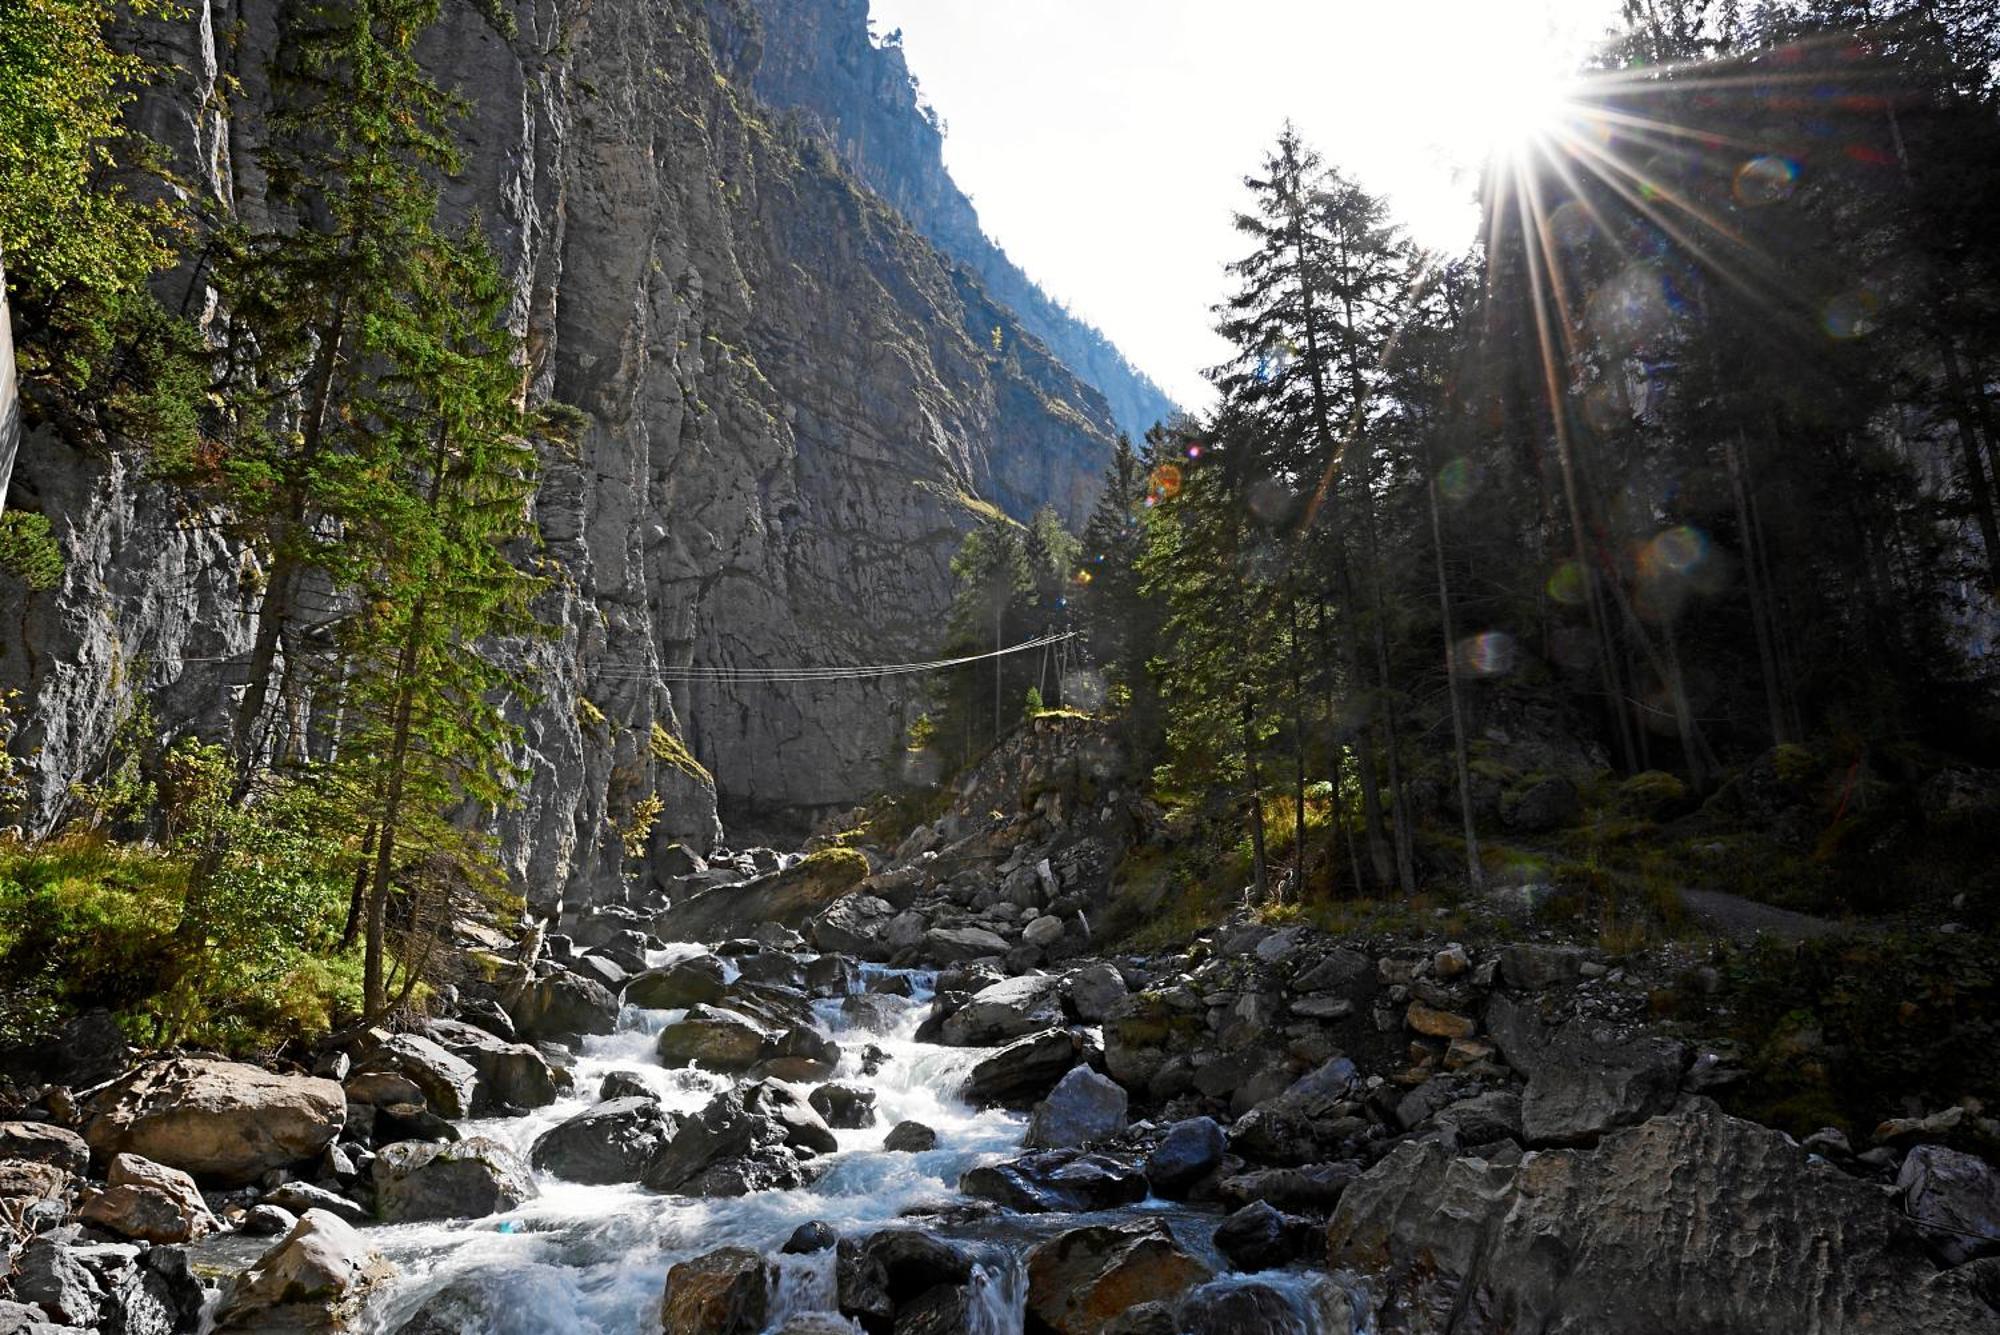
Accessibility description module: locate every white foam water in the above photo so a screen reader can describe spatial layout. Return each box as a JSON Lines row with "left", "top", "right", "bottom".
{"left": 354, "top": 963, "right": 1027, "bottom": 1334}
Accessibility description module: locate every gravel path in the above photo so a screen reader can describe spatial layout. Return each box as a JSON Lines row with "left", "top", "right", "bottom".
{"left": 1678, "top": 887, "right": 1844, "bottom": 940}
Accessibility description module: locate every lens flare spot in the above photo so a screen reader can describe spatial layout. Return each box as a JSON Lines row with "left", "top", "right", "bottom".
{"left": 1437, "top": 456, "right": 1485, "bottom": 504}
{"left": 1148, "top": 463, "right": 1183, "bottom": 504}
{"left": 1733, "top": 155, "right": 1799, "bottom": 206}
{"left": 1062, "top": 669, "right": 1108, "bottom": 712}
{"left": 1642, "top": 525, "right": 1709, "bottom": 578}
{"left": 1550, "top": 200, "right": 1593, "bottom": 249}
{"left": 1256, "top": 341, "right": 1296, "bottom": 383}
{"left": 1547, "top": 560, "right": 1589, "bottom": 606}
{"left": 1185, "top": 442, "right": 1203, "bottom": 460}
{"left": 1454, "top": 631, "right": 1518, "bottom": 679}
{"left": 1822, "top": 288, "right": 1879, "bottom": 339}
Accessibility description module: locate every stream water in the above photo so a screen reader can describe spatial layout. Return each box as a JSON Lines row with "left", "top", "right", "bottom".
{"left": 331, "top": 947, "right": 1364, "bottom": 1334}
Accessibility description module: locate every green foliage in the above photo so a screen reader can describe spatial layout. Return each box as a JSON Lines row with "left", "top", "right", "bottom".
{"left": 1699, "top": 928, "right": 2000, "bottom": 1152}
{"left": 650, "top": 721, "right": 713, "bottom": 784}
{"left": 0, "top": 0, "right": 179, "bottom": 304}
{"left": 0, "top": 512, "right": 63, "bottom": 590}
{"left": 1023, "top": 686, "right": 1044, "bottom": 719}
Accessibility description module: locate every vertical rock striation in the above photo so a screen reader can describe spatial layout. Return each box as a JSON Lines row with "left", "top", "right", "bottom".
{"left": 0, "top": 0, "right": 1127, "bottom": 909}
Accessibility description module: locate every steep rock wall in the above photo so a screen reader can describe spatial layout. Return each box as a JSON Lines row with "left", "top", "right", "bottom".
{"left": 732, "top": 0, "right": 1181, "bottom": 442}
{"left": 0, "top": 0, "right": 1122, "bottom": 908}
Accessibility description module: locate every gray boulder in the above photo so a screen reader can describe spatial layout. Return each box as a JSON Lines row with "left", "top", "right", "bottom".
{"left": 83, "top": 1058, "right": 345, "bottom": 1186}
{"left": 961, "top": 1149, "right": 1147, "bottom": 1213}
{"left": 214, "top": 1209, "right": 389, "bottom": 1332}
{"left": 1024, "top": 1067, "right": 1128, "bottom": 1150}
{"left": 423, "top": 1019, "right": 559, "bottom": 1111}
{"left": 883, "top": 1121, "right": 936, "bottom": 1153}
{"left": 351, "top": 1035, "right": 481, "bottom": 1120}
{"left": 1063, "top": 962, "right": 1128, "bottom": 1023}
{"left": 920, "top": 927, "right": 1009, "bottom": 964}
{"left": 624, "top": 953, "right": 729, "bottom": 1010}
{"left": 962, "top": 1028, "right": 1083, "bottom": 1108}
{"left": 1899, "top": 1144, "right": 2000, "bottom": 1266}
{"left": 1143, "top": 1117, "right": 1226, "bottom": 1198}
{"left": 940, "top": 974, "right": 1065, "bottom": 1046}
{"left": 508, "top": 971, "right": 619, "bottom": 1042}
{"left": 808, "top": 1083, "right": 877, "bottom": 1130}
{"left": 1327, "top": 1099, "right": 1999, "bottom": 1332}
{"left": 531, "top": 1098, "right": 682, "bottom": 1185}
{"left": 1486, "top": 994, "right": 1684, "bottom": 1145}
{"left": 372, "top": 1137, "right": 536, "bottom": 1222}
{"left": 656, "top": 1006, "right": 770, "bottom": 1072}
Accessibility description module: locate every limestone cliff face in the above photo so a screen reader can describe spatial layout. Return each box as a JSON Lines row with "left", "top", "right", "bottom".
{"left": 0, "top": 0, "right": 1124, "bottom": 908}
{"left": 732, "top": 0, "right": 1181, "bottom": 443}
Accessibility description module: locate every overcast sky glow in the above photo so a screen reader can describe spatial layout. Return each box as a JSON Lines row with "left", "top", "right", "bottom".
{"left": 866, "top": 0, "right": 1627, "bottom": 409}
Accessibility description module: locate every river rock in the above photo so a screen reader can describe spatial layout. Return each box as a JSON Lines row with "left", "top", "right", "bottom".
{"left": 83, "top": 1058, "right": 345, "bottom": 1186}
{"left": 1063, "top": 962, "right": 1128, "bottom": 1023}
{"left": 1213, "top": 1200, "right": 1320, "bottom": 1271}
{"left": 11, "top": 1238, "right": 101, "bottom": 1327}
{"left": 598, "top": 1071, "right": 657, "bottom": 1102}
{"left": 351, "top": 1035, "right": 481, "bottom": 1120}
{"left": 508, "top": 970, "right": 620, "bottom": 1042}
{"left": 243, "top": 1203, "right": 297, "bottom": 1236}
{"left": 1025, "top": 1220, "right": 1214, "bottom": 1335}
{"left": 624, "top": 953, "right": 730, "bottom": 1009}
{"left": 421, "top": 1019, "right": 559, "bottom": 1111}
{"left": 372, "top": 1137, "right": 536, "bottom": 1222}
{"left": 78, "top": 1153, "right": 218, "bottom": 1243}
{"left": 962, "top": 1028, "right": 1083, "bottom": 1107}
{"left": 1899, "top": 1144, "right": 2000, "bottom": 1265}
{"left": 531, "top": 1098, "right": 683, "bottom": 1185}
{"left": 1327, "top": 1098, "right": 1999, "bottom": 1331}
{"left": 920, "top": 926, "right": 1009, "bottom": 965}
{"left": 1021, "top": 914, "right": 1066, "bottom": 949}
{"left": 743, "top": 1081, "right": 839, "bottom": 1156}
{"left": 262, "top": 1180, "right": 373, "bottom": 1226}
{"left": 0, "top": 1124, "right": 88, "bottom": 1175}
{"left": 784, "top": 1221, "right": 838, "bottom": 1254}
{"left": 1025, "top": 1067, "right": 1128, "bottom": 1150}
{"left": 752, "top": 1026, "right": 840, "bottom": 1082}
{"left": 656, "top": 853, "right": 868, "bottom": 942}
{"left": 1497, "top": 943, "right": 1588, "bottom": 991}
{"left": 883, "top": 1121, "right": 936, "bottom": 1153}
{"left": 809, "top": 1083, "right": 878, "bottom": 1129}
{"left": 1217, "top": 1162, "right": 1361, "bottom": 1214}
{"left": 1176, "top": 1275, "right": 1359, "bottom": 1335}
{"left": 1435, "top": 1089, "right": 1524, "bottom": 1145}
{"left": 660, "top": 1247, "right": 770, "bottom": 1335}
{"left": 961, "top": 1148, "right": 1148, "bottom": 1213}
{"left": 941, "top": 974, "right": 1066, "bottom": 1046}
{"left": 213, "top": 1209, "right": 389, "bottom": 1333}
{"left": 1143, "top": 1117, "right": 1226, "bottom": 1199}
{"left": 1485, "top": 995, "right": 1686, "bottom": 1145}
{"left": 809, "top": 894, "right": 896, "bottom": 959}
{"left": 642, "top": 1089, "right": 813, "bottom": 1197}
{"left": 657, "top": 1005, "right": 770, "bottom": 1072}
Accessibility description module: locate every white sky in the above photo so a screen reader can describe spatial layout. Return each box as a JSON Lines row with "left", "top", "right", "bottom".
{"left": 866, "top": 0, "right": 1627, "bottom": 408}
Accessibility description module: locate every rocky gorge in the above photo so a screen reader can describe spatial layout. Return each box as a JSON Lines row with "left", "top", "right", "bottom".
{"left": 2, "top": 717, "right": 1996, "bottom": 1333}
{"left": 0, "top": 0, "right": 1145, "bottom": 914}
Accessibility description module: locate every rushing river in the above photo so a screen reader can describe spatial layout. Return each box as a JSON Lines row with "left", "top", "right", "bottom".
{"left": 317, "top": 945, "right": 1367, "bottom": 1334}
{"left": 352, "top": 952, "right": 1027, "bottom": 1333}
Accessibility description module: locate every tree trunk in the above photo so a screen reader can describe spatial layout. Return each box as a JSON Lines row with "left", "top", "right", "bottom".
{"left": 364, "top": 599, "right": 425, "bottom": 1019}
{"left": 1242, "top": 695, "right": 1268, "bottom": 904}
{"left": 1289, "top": 592, "right": 1306, "bottom": 900}
{"left": 1725, "top": 434, "right": 1790, "bottom": 746}
{"left": 1425, "top": 454, "right": 1483, "bottom": 888}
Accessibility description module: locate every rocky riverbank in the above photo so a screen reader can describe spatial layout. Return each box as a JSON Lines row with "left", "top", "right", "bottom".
{"left": 2, "top": 718, "right": 1997, "bottom": 1332}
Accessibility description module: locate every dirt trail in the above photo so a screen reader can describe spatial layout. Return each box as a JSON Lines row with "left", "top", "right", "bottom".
{"left": 1677, "top": 887, "right": 1844, "bottom": 940}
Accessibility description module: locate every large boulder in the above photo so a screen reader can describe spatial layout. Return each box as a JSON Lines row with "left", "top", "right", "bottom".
{"left": 940, "top": 975, "right": 1065, "bottom": 1046}
{"left": 78, "top": 1153, "right": 218, "bottom": 1243}
{"left": 659, "top": 1247, "right": 770, "bottom": 1335}
{"left": 641, "top": 1089, "right": 814, "bottom": 1197}
{"left": 1485, "top": 995, "right": 1684, "bottom": 1145}
{"left": 1212, "top": 1200, "right": 1320, "bottom": 1271}
{"left": 808, "top": 894, "right": 896, "bottom": 959}
{"left": 213, "top": 1209, "right": 390, "bottom": 1333}
{"left": 920, "top": 926, "right": 1010, "bottom": 965}
{"left": 1143, "top": 1117, "right": 1226, "bottom": 1199}
{"left": 656, "top": 1006, "right": 771, "bottom": 1073}
{"left": 83, "top": 1058, "right": 345, "bottom": 1186}
{"left": 962, "top": 1028, "right": 1084, "bottom": 1107}
{"left": 1899, "top": 1144, "right": 2000, "bottom": 1266}
{"left": 742, "top": 1081, "right": 839, "bottom": 1157}
{"left": 655, "top": 851, "right": 868, "bottom": 942}
{"left": 1063, "top": 962, "right": 1128, "bottom": 1023}
{"left": 961, "top": 1149, "right": 1148, "bottom": 1213}
{"left": 372, "top": 1137, "right": 536, "bottom": 1222}
{"left": 1326, "top": 1099, "right": 1999, "bottom": 1332}
{"left": 1025, "top": 1220, "right": 1213, "bottom": 1335}
{"left": 422, "top": 1020, "right": 559, "bottom": 1111}
{"left": 623, "top": 953, "right": 730, "bottom": 1009}
{"left": 808, "top": 1083, "right": 877, "bottom": 1130}
{"left": 834, "top": 1229, "right": 975, "bottom": 1331}
{"left": 508, "top": 969, "right": 620, "bottom": 1042}
{"left": 1025, "top": 1067, "right": 1128, "bottom": 1150}
{"left": 530, "top": 1098, "right": 683, "bottom": 1185}
{"left": 351, "top": 1035, "right": 480, "bottom": 1120}
{"left": 0, "top": 1123, "right": 88, "bottom": 1175}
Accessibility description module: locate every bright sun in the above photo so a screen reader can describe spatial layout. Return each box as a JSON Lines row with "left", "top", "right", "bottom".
{"left": 1421, "top": 8, "right": 1593, "bottom": 171}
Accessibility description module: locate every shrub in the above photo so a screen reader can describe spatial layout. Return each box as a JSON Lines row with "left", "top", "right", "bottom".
{"left": 0, "top": 512, "right": 64, "bottom": 591}
{"left": 650, "top": 721, "right": 713, "bottom": 784}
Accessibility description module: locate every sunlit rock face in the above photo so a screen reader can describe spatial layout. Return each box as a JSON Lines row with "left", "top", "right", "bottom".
{"left": 0, "top": 0, "right": 1120, "bottom": 906}
{"left": 733, "top": 0, "right": 1180, "bottom": 446}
